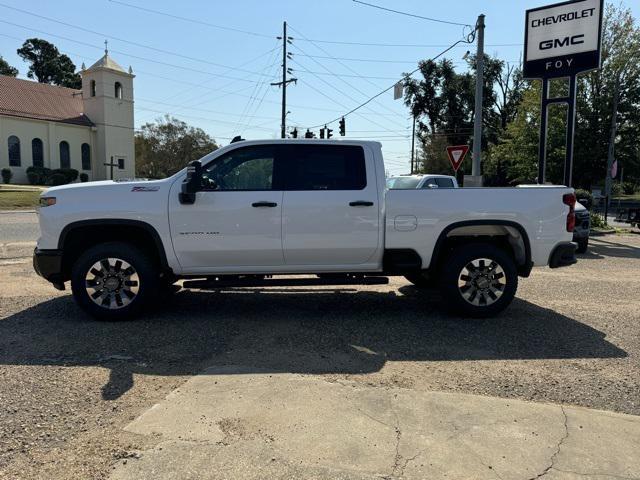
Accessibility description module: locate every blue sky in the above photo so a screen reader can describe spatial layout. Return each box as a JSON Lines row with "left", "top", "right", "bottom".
{"left": 1, "top": 0, "right": 638, "bottom": 174}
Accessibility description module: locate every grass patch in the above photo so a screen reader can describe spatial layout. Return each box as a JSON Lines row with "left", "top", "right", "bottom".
{"left": 0, "top": 189, "right": 40, "bottom": 210}
{"left": 613, "top": 193, "right": 640, "bottom": 201}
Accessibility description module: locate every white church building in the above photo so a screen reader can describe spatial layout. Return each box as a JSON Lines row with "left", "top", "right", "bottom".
{"left": 0, "top": 50, "right": 135, "bottom": 183}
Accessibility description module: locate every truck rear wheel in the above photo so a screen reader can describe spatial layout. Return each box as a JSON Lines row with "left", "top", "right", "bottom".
{"left": 71, "top": 242, "right": 159, "bottom": 320}
{"left": 440, "top": 243, "right": 517, "bottom": 318}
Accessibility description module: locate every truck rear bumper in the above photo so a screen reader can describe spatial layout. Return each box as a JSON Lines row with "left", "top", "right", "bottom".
{"left": 33, "top": 248, "right": 65, "bottom": 290}
{"left": 548, "top": 242, "right": 577, "bottom": 268}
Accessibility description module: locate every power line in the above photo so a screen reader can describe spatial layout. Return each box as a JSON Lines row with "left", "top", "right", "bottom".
{"left": 107, "top": 0, "right": 518, "bottom": 49}
{"left": 107, "top": 0, "right": 274, "bottom": 39}
{"left": 291, "top": 68, "right": 399, "bottom": 81}
{"left": 306, "top": 33, "right": 476, "bottom": 129}
{"left": 0, "top": 3, "right": 278, "bottom": 78}
{"left": 352, "top": 0, "right": 472, "bottom": 27}
{"left": 0, "top": 19, "right": 279, "bottom": 85}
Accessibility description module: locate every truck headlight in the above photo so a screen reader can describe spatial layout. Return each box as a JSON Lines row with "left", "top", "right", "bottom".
{"left": 39, "top": 197, "right": 56, "bottom": 207}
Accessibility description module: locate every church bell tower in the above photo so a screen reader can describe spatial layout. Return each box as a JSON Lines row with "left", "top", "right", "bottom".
{"left": 81, "top": 43, "right": 135, "bottom": 180}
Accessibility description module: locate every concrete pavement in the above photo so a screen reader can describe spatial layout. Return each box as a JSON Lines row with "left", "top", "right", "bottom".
{"left": 110, "top": 367, "right": 640, "bottom": 480}
{"left": 0, "top": 210, "right": 39, "bottom": 244}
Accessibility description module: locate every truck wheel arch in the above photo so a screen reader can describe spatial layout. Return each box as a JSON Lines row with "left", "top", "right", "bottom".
{"left": 431, "top": 220, "right": 532, "bottom": 277}
{"left": 58, "top": 219, "right": 171, "bottom": 279}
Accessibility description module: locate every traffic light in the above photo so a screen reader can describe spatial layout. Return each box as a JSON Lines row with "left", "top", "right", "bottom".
{"left": 339, "top": 117, "right": 345, "bottom": 136}
{"left": 319, "top": 127, "right": 325, "bottom": 139}
{"left": 326, "top": 125, "right": 333, "bottom": 139}
{"left": 304, "top": 129, "right": 314, "bottom": 138}
{"left": 291, "top": 128, "right": 298, "bottom": 138}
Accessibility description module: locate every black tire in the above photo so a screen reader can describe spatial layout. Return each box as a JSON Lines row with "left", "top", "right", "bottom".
{"left": 576, "top": 238, "right": 588, "bottom": 254}
{"left": 439, "top": 243, "right": 518, "bottom": 318}
{"left": 404, "top": 273, "right": 435, "bottom": 289}
{"left": 71, "top": 242, "right": 160, "bottom": 320}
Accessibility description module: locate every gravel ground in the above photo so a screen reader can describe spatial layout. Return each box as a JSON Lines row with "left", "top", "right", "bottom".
{"left": 0, "top": 234, "right": 639, "bottom": 479}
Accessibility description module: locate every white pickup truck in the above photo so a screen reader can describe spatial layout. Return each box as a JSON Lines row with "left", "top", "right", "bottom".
{"left": 33, "top": 139, "right": 577, "bottom": 320}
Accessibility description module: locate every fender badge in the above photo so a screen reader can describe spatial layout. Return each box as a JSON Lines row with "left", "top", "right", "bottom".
{"left": 131, "top": 186, "right": 160, "bottom": 192}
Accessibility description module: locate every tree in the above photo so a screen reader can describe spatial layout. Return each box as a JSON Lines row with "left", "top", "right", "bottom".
{"left": 17, "top": 38, "right": 81, "bottom": 88}
{"left": 404, "top": 55, "right": 524, "bottom": 178}
{"left": 485, "top": 81, "right": 569, "bottom": 185}
{"left": 0, "top": 56, "right": 18, "bottom": 77}
{"left": 491, "top": 4, "right": 640, "bottom": 189}
{"left": 135, "top": 116, "right": 218, "bottom": 178}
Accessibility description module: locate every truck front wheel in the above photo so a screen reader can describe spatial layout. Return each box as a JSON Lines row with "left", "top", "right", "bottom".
{"left": 70, "top": 242, "right": 159, "bottom": 320}
{"left": 440, "top": 243, "right": 518, "bottom": 318}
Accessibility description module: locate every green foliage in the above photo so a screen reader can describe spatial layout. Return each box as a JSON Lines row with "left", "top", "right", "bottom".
{"left": 404, "top": 55, "right": 524, "bottom": 182}
{"left": 79, "top": 173, "right": 89, "bottom": 182}
{"left": 574, "top": 189, "right": 593, "bottom": 209}
{"left": 25, "top": 166, "right": 51, "bottom": 185}
{"left": 46, "top": 173, "right": 68, "bottom": 186}
{"left": 621, "top": 182, "right": 638, "bottom": 195}
{"left": 43, "top": 169, "right": 78, "bottom": 186}
{"left": 0, "top": 56, "right": 18, "bottom": 76}
{"left": 1, "top": 168, "right": 12, "bottom": 184}
{"left": 135, "top": 115, "right": 218, "bottom": 178}
{"left": 16, "top": 38, "right": 81, "bottom": 88}
{"left": 590, "top": 212, "right": 606, "bottom": 228}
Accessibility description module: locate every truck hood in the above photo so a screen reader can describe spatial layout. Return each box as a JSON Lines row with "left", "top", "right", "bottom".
{"left": 43, "top": 178, "right": 170, "bottom": 196}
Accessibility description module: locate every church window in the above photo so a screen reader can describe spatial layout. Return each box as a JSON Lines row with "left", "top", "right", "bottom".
{"left": 81, "top": 143, "right": 91, "bottom": 170}
{"left": 115, "top": 82, "right": 123, "bottom": 99}
{"left": 90, "top": 80, "right": 96, "bottom": 97}
{"left": 8, "top": 136, "right": 20, "bottom": 166}
{"left": 32, "top": 138, "right": 44, "bottom": 167}
{"left": 59, "top": 141, "right": 70, "bottom": 169}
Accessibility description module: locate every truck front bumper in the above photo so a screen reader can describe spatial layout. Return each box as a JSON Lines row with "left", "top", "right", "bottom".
{"left": 33, "top": 248, "right": 65, "bottom": 290}
{"left": 548, "top": 242, "right": 577, "bottom": 268}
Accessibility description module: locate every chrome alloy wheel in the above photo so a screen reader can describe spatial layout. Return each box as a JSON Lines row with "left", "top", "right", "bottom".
{"left": 457, "top": 257, "right": 506, "bottom": 306}
{"left": 85, "top": 258, "right": 140, "bottom": 309}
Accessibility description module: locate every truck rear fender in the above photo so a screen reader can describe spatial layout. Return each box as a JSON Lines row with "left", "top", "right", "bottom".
{"left": 431, "top": 220, "right": 532, "bottom": 277}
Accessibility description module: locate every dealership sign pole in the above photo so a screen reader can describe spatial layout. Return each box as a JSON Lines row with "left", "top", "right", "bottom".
{"left": 524, "top": 0, "right": 603, "bottom": 186}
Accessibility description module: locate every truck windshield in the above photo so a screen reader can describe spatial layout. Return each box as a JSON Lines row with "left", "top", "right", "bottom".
{"left": 388, "top": 177, "right": 421, "bottom": 189}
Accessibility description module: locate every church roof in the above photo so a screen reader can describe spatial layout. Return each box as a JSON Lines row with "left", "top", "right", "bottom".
{"left": 0, "top": 75, "right": 93, "bottom": 127}
{"left": 86, "top": 53, "right": 126, "bottom": 73}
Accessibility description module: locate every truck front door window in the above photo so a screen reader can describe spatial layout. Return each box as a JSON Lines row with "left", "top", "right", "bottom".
{"left": 203, "top": 146, "right": 275, "bottom": 191}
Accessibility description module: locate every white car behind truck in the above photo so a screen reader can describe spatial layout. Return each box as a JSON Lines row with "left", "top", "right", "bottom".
{"left": 33, "top": 140, "right": 578, "bottom": 320}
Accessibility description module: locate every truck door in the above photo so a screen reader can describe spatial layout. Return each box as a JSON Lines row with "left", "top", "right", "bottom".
{"left": 169, "top": 145, "right": 284, "bottom": 270}
{"left": 280, "top": 144, "right": 380, "bottom": 266}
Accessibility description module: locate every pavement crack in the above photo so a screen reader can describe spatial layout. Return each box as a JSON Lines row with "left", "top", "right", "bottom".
{"left": 527, "top": 405, "right": 569, "bottom": 480}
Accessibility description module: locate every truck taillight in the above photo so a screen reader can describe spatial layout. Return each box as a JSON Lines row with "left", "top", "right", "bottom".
{"left": 563, "top": 193, "right": 576, "bottom": 232}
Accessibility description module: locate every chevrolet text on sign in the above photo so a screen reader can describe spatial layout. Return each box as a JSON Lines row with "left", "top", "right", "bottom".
{"left": 524, "top": 0, "right": 603, "bottom": 79}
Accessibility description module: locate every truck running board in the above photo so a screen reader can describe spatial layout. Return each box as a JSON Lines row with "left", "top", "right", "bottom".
{"left": 183, "top": 275, "right": 389, "bottom": 290}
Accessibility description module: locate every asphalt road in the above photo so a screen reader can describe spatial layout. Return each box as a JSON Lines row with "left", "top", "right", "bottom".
{"left": 0, "top": 211, "right": 39, "bottom": 244}
{"left": 1, "top": 234, "right": 639, "bottom": 479}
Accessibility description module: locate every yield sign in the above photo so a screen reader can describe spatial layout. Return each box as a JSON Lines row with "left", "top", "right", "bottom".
{"left": 445, "top": 145, "right": 469, "bottom": 172}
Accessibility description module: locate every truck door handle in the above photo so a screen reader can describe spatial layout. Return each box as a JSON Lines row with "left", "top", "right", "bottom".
{"left": 349, "top": 201, "right": 374, "bottom": 207}
{"left": 252, "top": 201, "right": 278, "bottom": 208}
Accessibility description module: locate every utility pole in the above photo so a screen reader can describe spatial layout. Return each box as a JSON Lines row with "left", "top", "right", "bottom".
{"left": 271, "top": 21, "right": 297, "bottom": 138}
{"left": 410, "top": 115, "right": 416, "bottom": 174}
{"left": 471, "top": 14, "right": 485, "bottom": 185}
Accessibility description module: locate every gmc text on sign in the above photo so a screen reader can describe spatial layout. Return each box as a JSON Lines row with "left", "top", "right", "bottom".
{"left": 524, "top": 0, "right": 602, "bottom": 79}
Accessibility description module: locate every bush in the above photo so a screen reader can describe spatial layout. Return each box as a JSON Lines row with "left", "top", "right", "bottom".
{"left": 1, "top": 168, "right": 12, "bottom": 184}
{"left": 79, "top": 172, "right": 89, "bottom": 182}
{"left": 49, "top": 168, "right": 78, "bottom": 183}
{"left": 574, "top": 188, "right": 593, "bottom": 209}
{"left": 622, "top": 182, "right": 638, "bottom": 195}
{"left": 590, "top": 212, "right": 606, "bottom": 228}
{"left": 25, "top": 166, "right": 51, "bottom": 185}
{"left": 611, "top": 182, "right": 622, "bottom": 196}
{"left": 46, "top": 173, "right": 69, "bottom": 186}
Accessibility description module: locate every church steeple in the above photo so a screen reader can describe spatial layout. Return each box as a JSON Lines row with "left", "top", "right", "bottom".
{"left": 80, "top": 50, "right": 135, "bottom": 180}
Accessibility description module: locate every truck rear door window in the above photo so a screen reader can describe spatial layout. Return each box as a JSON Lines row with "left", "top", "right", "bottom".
{"left": 281, "top": 144, "right": 366, "bottom": 191}
{"left": 435, "top": 178, "right": 454, "bottom": 188}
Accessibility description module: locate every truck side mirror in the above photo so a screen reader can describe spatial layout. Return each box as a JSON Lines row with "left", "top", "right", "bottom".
{"left": 179, "top": 160, "right": 203, "bottom": 205}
